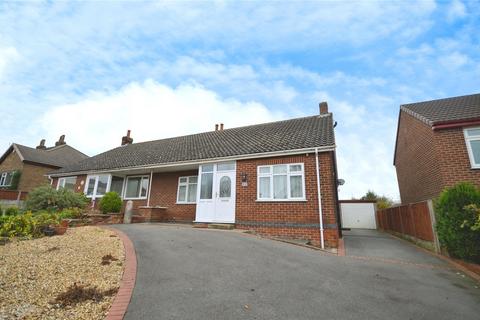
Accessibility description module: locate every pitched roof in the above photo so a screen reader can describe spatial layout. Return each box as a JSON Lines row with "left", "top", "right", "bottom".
{"left": 52, "top": 114, "right": 335, "bottom": 175}
{"left": 400, "top": 93, "right": 480, "bottom": 126}
{"left": 0, "top": 143, "right": 88, "bottom": 168}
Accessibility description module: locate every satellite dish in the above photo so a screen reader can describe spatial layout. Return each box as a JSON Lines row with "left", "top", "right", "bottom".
{"left": 337, "top": 179, "right": 345, "bottom": 186}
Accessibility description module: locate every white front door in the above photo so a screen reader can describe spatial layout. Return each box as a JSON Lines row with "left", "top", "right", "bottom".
{"left": 213, "top": 170, "right": 236, "bottom": 222}
{"left": 195, "top": 162, "right": 236, "bottom": 223}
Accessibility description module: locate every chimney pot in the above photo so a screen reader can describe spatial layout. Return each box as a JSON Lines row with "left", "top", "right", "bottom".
{"left": 121, "top": 130, "right": 133, "bottom": 146}
{"left": 55, "top": 135, "right": 66, "bottom": 146}
{"left": 220, "top": 123, "right": 224, "bottom": 130}
{"left": 36, "top": 139, "right": 46, "bottom": 150}
{"left": 319, "top": 101, "right": 328, "bottom": 114}
{"left": 215, "top": 124, "right": 219, "bottom": 131}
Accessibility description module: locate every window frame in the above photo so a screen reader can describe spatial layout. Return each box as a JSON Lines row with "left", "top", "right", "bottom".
{"left": 176, "top": 175, "right": 198, "bottom": 204}
{"left": 124, "top": 175, "right": 150, "bottom": 200}
{"left": 464, "top": 127, "right": 480, "bottom": 169}
{"left": 256, "top": 163, "right": 306, "bottom": 201}
{"left": 84, "top": 174, "right": 112, "bottom": 199}
{"left": 0, "top": 171, "right": 14, "bottom": 187}
{"left": 57, "top": 176, "right": 77, "bottom": 191}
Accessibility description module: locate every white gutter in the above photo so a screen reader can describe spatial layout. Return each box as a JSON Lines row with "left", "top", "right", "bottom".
{"left": 315, "top": 148, "right": 325, "bottom": 249}
{"left": 50, "top": 145, "right": 336, "bottom": 177}
{"left": 146, "top": 170, "right": 153, "bottom": 207}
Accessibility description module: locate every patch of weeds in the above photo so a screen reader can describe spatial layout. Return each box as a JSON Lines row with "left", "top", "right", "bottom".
{"left": 51, "top": 283, "right": 118, "bottom": 307}
{"left": 101, "top": 254, "right": 118, "bottom": 265}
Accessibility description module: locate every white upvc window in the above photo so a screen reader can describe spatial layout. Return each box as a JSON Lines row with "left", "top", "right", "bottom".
{"left": 0, "top": 172, "right": 13, "bottom": 187}
{"left": 177, "top": 176, "right": 198, "bottom": 204}
{"left": 57, "top": 176, "right": 77, "bottom": 191}
{"left": 124, "top": 175, "right": 150, "bottom": 200}
{"left": 84, "top": 174, "right": 111, "bottom": 198}
{"left": 464, "top": 127, "right": 480, "bottom": 169}
{"left": 257, "top": 163, "right": 306, "bottom": 201}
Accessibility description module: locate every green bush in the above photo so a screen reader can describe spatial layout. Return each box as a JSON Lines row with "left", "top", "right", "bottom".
{"left": 26, "top": 185, "right": 89, "bottom": 212}
{"left": 0, "top": 211, "right": 61, "bottom": 238}
{"left": 99, "top": 192, "right": 122, "bottom": 214}
{"left": 58, "top": 207, "right": 84, "bottom": 220}
{"left": 434, "top": 182, "right": 480, "bottom": 262}
{"left": 4, "top": 206, "right": 20, "bottom": 216}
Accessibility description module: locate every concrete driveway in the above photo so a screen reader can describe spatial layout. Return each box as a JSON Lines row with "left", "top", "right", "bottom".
{"left": 114, "top": 224, "right": 480, "bottom": 320}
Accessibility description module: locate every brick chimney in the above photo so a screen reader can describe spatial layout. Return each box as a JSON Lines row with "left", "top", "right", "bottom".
{"left": 319, "top": 101, "right": 329, "bottom": 114}
{"left": 36, "top": 139, "right": 46, "bottom": 150}
{"left": 220, "top": 123, "right": 224, "bottom": 130}
{"left": 55, "top": 135, "right": 66, "bottom": 146}
{"left": 215, "top": 124, "right": 219, "bottom": 131}
{"left": 121, "top": 130, "right": 133, "bottom": 146}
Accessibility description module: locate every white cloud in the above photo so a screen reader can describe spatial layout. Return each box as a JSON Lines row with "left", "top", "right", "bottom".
{"left": 40, "top": 80, "right": 284, "bottom": 155}
{"left": 447, "top": 0, "right": 467, "bottom": 22}
{"left": 0, "top": 46, "right": 20, "bottom": 79}
{"left": 438, "top": 51, "right": 470, "bottom": 70}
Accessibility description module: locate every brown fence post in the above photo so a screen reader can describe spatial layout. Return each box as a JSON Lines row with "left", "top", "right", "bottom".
{"left": 427, "top": 199, "right": 441, "bottom": 253}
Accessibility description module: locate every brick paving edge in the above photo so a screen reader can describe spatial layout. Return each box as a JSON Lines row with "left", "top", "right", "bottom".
{"left": 103, "top": 227, "right": 137, "bottom": 320}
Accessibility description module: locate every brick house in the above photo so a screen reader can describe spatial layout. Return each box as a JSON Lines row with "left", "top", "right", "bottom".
{"left": 394, "top": 93, "right": 480, "bottom": 204}
{"left": 49, "top": 103, "right": 341, "bottom": 248}
{"left": 0, "top": 135, "right": 88, "bottom": 193}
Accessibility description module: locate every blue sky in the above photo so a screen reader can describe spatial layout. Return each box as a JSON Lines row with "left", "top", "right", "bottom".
{"left": 1, "top": 1, "right": 479, "bottom": 200}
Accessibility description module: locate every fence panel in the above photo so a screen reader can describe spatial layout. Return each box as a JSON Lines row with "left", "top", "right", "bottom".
{"left": 376, "top": 200, "right": 434, "bottom": 242}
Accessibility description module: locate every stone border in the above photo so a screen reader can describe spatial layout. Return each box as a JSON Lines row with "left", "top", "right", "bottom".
{"left": 104, "top": 227, "right": 137, "bottom": 320}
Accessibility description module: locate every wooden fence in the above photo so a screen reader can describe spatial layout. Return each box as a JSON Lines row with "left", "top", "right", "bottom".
{"left": 376, "top": 200, "right": 436, "bottom": 243}
{"left": 0, "top": 189, "right": 28, "bottom": 201}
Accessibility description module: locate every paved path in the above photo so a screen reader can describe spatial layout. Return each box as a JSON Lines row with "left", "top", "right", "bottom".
{"left": 114, "top": 224, "right": 480, "bottom": 320}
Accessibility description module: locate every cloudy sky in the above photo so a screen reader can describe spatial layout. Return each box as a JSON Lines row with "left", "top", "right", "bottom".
{"left": 1, "top": 1, "right": 479, "bottom": 200}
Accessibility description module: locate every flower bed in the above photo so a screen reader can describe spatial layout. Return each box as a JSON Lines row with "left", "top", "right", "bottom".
{"left": 0, "top": 226, "right": 124, "bottom": 319}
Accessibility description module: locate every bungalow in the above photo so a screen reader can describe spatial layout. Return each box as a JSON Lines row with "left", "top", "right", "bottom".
{"left": 49, "top": 103, "right": 341, "bottom": 248}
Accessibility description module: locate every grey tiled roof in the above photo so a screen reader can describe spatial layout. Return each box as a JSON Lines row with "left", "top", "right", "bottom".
{"left": 401, "top": 93, "right": 480, "bottom": 126}
{"left": 52, "top": 114, "right": 335, "bottom": 175}
{"left": 13, "top": 144, "right": 88, "bottom": 168}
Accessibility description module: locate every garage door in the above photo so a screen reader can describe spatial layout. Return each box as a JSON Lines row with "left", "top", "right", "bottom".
{"left": 340, "top": 202, "right": 377, "bottom": 229}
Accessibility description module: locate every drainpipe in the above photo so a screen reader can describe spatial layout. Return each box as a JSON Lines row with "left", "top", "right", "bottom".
{"left": 315, "top": 148, "right": 325, "bottom": 249}
{"left": 147, "top": 170, "right": 153, "bottom": 207}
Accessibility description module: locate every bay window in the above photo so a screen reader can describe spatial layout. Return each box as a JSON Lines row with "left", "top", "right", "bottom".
{"left": 57, "top": 176, "right": 77, "bottom": 191}
{"left": 465, "top": 127, "right": 480, "bottom": 168}
{"left": 125, "top": 175, "right": 149, "bottom": 199}
{"left": 177, "top": 176, "right": 198, "bottom": 203}
{"left": 257, "top": 163, "right": 305, "bottom": 201}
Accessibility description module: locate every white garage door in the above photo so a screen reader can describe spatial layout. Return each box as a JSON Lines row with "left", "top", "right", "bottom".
{"left": 340, "top": 202, "right": 377, "bottom": 229}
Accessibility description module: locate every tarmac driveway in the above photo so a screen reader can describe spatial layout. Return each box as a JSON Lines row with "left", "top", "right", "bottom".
{"left": 114, "top": 224, "right": 480, "bottom": 320}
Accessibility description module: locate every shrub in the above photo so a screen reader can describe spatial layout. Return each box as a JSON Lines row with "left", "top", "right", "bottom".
{"left": 0, "top": 211, "right": 61, "bottom": 238}
{"left": 99, "top": 192, "right": 122, "bottom": 214}
{"left": 26, "top": 185, "right": 89, "bottom": 212}
{"left": 58, "top": 207, "right": 84, "bottom": 220}
{"left": 4, "top": 206, "right": 20, "bottom": 216}
{"left": 434, "top": 182, "right": 480, "bottom": 262}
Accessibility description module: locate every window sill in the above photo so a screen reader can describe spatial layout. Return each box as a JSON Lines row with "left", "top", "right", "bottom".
{"left": 123, "top": 197, "right": 148, "bottom": 201}
{"left": 176, "top": 202, "right": 197, "bottom": 205}
{"left": 256, "top": 199, "right": 307, "bottom": 203}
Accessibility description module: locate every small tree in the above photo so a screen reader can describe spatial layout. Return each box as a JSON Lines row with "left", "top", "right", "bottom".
{"left": 434, "top": 182, "right": 480, "bottom": 262}
{"left": 360, "top": 190, "right": 394, "bottom": 209}
{"left": 99, "top": 192, "right": 122, "bottom": 214}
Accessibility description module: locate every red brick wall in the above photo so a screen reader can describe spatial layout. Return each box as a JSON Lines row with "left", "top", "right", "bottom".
{"left": 396, "top": 111, "right": 480, "bottom": 203}
{"left": 148, "top": 170, "right": 197, "bottom": 222}
{"left": 395, "top": 111, "right": 444, "bottom": 203}
{"left": 235, "top": 152, "right": 339, "bottom": 248}
{"left": 434, "top": 128, "right": 480, "bottom": 189}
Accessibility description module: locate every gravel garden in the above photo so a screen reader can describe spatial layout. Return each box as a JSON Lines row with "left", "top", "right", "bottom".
{"left": 0, "top": 185, "right": 126, "bottom": 319}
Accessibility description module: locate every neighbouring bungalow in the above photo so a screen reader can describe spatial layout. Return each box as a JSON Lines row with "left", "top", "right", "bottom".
{"left": 49, "top": 103, "right": 341, "bottom": 248}
{"left": 0, "top": 135, "right": 87, "bottom": 194}
{"left": 394, "top": 93, "right": 480, "bottom": 204}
